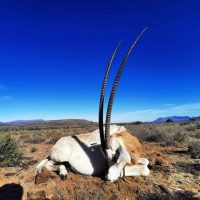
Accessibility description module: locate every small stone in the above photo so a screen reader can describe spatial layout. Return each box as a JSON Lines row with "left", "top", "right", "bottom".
{"left": 158, "top": 184, "right": 170, "bottom": 194}
{"left": 155, "top": 155, "right": 171, "bottom": 166}
{"left": 35, "top": 171, "right": 56, "bottom": 185}
{"left": 19, "top": 162, "right": 29, "bottom": 170}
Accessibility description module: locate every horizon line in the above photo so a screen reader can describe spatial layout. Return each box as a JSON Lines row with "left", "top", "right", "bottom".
{"left": 1, "top": 114, "right": 199, "bottom": 124}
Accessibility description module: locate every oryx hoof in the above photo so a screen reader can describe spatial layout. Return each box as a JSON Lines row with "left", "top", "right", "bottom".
{"left": 60, "top": 174, "right": 67, "bottom": 181}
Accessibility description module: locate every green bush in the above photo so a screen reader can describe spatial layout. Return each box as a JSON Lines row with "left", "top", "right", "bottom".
{"left": 0, "top": 133, "right": 23, "bottom": 167}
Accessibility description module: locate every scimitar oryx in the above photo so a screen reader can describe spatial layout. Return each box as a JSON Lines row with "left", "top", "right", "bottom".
{"left": 37, "top": 28, "right": 150, "bottom": 182}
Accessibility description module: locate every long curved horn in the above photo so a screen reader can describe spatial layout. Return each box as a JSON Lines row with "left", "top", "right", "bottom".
{"left": 105, "top": 27, "right": 148, "bottom": 150}
{"left": 99, "top": 42, "right": 121, "bottom": 154}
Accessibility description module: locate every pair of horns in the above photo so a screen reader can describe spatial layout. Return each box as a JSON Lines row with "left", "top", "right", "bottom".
{"left": 98, "top": 28, "right": 147, "bottom": 154}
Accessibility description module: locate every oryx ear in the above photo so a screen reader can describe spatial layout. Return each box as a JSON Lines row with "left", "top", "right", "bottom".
{"left": 118, "top": 140, "right": 131, "bottom": 164}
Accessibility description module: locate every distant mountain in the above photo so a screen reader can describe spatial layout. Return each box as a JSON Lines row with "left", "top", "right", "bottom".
{"left": 1, "top": 119, "right": 96, "bottom": 126}
{"left": 193, "top": 116, "right": 200, "bottom": 121}
{"left": 5, "top": 119, "right": 44, "bottom": 125}
{"left": 153, "top": 116, "right": 200, "bottom": 123}
{"left": 1, "top": 116, "right": 200, "bottom": 125}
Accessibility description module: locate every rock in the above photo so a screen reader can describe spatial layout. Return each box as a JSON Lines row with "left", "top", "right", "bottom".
{"left": 35, "top": 171, "right": 56, "bottom": 185}
{"left": 158, "top": 184, "right": 170, "bottom": 194}
{"left": 19, "top": 162, "right": 29, "bottom": 170}
{"left": 4, "top": 173, "right": 17, "bottom": 176}
{"left": 27, "top": 190, "right": 48, "bottom": 200}
{"left": 155, "top": 154, "right": 171, "bottom": 167}
{"left": 23, "top": 164, "right": 30, "bottom": 170}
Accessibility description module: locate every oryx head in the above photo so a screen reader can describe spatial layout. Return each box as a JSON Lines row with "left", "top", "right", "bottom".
{"left": 98, "top": 28, "right": 147, "bottom": 181}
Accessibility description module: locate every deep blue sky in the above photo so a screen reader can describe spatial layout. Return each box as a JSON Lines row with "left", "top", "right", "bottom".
{"left": 0, "top": 0, "right": 200, "bottom": 122}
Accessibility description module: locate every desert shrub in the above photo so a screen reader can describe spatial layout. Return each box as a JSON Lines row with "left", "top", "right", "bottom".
{"left": 196, "top": 123, "right": 200, "bottom": 129}
{"left": 18, "top": 134, "right": 30, "bottom": 143}
{"left": 31, "top": 134, "right": 45, "bottom": 144}
{"left": 46, "top": 135, "right": 62, "bottom": 144}
{"left": 27, "top": 126, "right": 40, "bottom": 130}
{"left": 31, "top": 146, "right": 38, "bottom": 153}
{"left": 193, "top": 131, "right": 200, "bottom": 139}
{"left": 24, "top": 134, "right": 45, "bottom": 144}
{"left": 44, "top": 130, "right": 66, "bottom": 144}
{"left": 187, "top": 129, "right": 200, "bottom": 139}
{"left": 164, "top": 130, "right": 187, "bottom": 146}
{"left": 127, "top": 123, "right": 187, "bottom": 146}
{"left": 127, "top": 124, "right": 164, "bottom": 142}
{"left": 0, "top": 133, "right": 23, "bottom": 167}
{"left": 184, "top": 124, "right": 197, "bottom": 132}
{"left": 188, "top": 139, "right": 200, "bottom": 158}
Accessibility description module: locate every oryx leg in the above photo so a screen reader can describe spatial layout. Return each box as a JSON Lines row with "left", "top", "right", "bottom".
{"left": 36, "top": 159, "right": 68, "bottom": 180}
{"left": 58, "top": 164, "right": 68, "bottom": 180}
{"left": 122, "top": 158, "right": 150, "bottom": 177}
{"left": 137, "top": 157, "right": 149, "bottom": 165}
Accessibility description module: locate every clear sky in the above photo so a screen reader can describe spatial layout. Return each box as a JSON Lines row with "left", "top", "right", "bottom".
{"left": 0, "top": 0, "right": 200, "bottom": 122}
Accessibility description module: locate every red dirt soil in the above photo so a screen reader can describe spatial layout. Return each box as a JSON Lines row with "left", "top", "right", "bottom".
{"left": 0, "top": 143, "right": 200, "bottom": 200}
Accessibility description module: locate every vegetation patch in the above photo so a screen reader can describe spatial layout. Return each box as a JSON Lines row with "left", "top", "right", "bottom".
{"left": 31, "top": 146, "right": 38, "bottom": 153}
{"left": 127, "top": 123, "right": 187, "bottom": 146}
{"left": 188, "top": 139, "right": 200, "bottom": 159}
{"left": 0, "top": 133, "right": 23, "bottom": 167}
{"left": 23, "top": 133, "right": 46, "bottom": 144}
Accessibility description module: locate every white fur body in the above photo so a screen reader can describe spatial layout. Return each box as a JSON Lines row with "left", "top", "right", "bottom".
{"left": 49, "top": 130, "right": 106, "bottom": 175}
{"left": 37, "top": 125, "right": 150, "bottom": 182}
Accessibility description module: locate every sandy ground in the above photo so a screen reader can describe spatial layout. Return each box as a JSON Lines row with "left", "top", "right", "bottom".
{"left": 0, "top": 142, "right": 200, "bottom": 200}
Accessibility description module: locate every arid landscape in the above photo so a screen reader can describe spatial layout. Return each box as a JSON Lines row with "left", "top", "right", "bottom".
{"left": 0, "top": 120, "right": 200, "bottom": 200}
{"left": 1, "top": 1, "right": 200, "bottom": 200}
